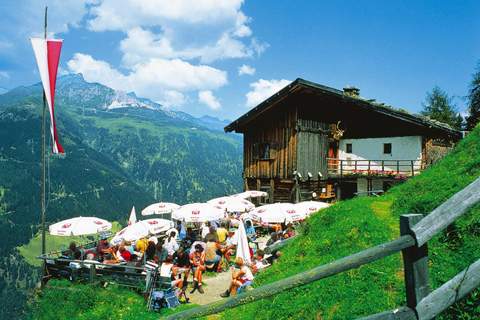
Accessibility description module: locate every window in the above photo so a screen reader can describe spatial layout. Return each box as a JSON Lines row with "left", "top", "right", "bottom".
{"left": 253, "top": 142, "right": 272, "bottom": 160}
{"left": 383, "top": 143, "right": 392, "bottom": 154}
{"left": 346, "top": 143, "right": 353, "bottom": 154}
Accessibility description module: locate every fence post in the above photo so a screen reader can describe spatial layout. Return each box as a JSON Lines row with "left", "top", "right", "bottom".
{"left": 400, "top": 214, "right": 430, "bottom": 310}
{"left": 89, "top": 264, "right": 96, "bottom": 283}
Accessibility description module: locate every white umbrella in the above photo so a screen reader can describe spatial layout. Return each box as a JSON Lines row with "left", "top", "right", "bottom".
{"left": 172, "top": 203, "right": 225, "bottom": 223}
{"left": 294, "top": 201, "right": 331, "bottom": 217}
{"left": 141, "top": 202, "right": 180, "bottom": 216}
{"left": 49, "top": 217, "right": 112, "bottom": 236}
{"left": 128, "top": 206, "right": 137, "bottom": 225}
{"left": 207, "top": 196, "right": 255, "bottom": 213}
{"left": 250, "top": 203, "right": 306, "bottom": 224}
{"left": 235, "top": 221, "right": 251, "bottom": 264}
{"left": 234, "top": 190, "right": 268, "bottom": 199}
{"left": 111, "top": 218, "right": 174, "bottom": 244}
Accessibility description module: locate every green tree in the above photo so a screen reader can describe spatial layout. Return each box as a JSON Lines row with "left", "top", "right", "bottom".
{"left": 466, "top": 62, "right": 480, "bottom": 130}
{"left": 421, "top": 86, "right": 463, "bottom": 130}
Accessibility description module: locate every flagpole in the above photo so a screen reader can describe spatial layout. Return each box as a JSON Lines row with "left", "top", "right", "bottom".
{"left": 40, "top": 6, "right": 47, "bottom": 284}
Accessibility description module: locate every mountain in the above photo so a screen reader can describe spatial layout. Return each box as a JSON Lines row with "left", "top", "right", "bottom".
{"left": 0, "top": 75, "right": 242, "bottom": 319}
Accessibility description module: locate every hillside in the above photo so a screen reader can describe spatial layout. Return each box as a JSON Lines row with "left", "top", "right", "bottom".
{"left": 0, "top": 76, "right": 242, "bottom": 319}
{"left": 218, "top": 127, "right": 480, "bottom": 319}
{"left": 27, "top": 126, "right": 480, "bottom": 319}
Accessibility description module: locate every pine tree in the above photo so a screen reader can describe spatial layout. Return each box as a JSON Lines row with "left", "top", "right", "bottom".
{"left": 466, "top": 62, "right": 480, "bottom": 130}
{"left": 421, "top": 86, "right": 463, "bottom": 130}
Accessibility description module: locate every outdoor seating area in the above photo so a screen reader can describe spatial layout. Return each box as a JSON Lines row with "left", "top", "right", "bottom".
{"left": 38, "top": 192, "right": 331, "bottom": 312}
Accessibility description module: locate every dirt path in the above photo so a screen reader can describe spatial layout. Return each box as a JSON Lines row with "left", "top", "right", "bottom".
{"left": 187, "top": 271, "right": 231, "bottom": 305}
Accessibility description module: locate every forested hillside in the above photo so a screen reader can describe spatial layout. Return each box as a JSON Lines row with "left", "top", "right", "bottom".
{"left": 0, "top": 75, "right": 242, "bottom": 319}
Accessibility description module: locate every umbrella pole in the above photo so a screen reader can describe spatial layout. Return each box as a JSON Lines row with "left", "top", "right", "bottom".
{"left": 40, "top": 6, "right": 48, "bottom": 288}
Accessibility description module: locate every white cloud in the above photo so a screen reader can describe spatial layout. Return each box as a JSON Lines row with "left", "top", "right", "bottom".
{"left": 238, "top": 64, "right": 255, "bottom": 76}
{"left": 87, "top": 0, "right": 245, "bottom": 32}
{"left": 246, "top": 79, "right": 291, "bottom": 108}
{"left": 0, "top": 71, "right": 10, "bottom": 79}
{"left": 198, "top": 90, "right": 221, "bottom": 110}
{"left": 67, "top": 53, "right": 227, "bottom": 107}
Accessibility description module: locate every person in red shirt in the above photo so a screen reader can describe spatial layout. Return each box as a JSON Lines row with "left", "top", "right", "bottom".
{"left": 118, "top": 245, "right": 132, "bottom": 262}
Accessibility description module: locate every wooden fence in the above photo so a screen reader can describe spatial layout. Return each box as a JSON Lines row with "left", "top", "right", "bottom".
{"left": 166, "top": 177, "right": 480, "bottom": 320}
{"left": 326, "top": 158, "right": 425, "bottom": 178}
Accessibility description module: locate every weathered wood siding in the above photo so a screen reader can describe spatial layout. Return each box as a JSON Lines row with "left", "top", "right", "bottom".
{"left": 243, "top": 108, "right": 298, "bottom": 179}
{"left": 296, "top": 119, "right": 329, "bottom": 179}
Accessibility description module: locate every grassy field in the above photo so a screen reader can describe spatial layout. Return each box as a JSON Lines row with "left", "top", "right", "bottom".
{"left": 18, "top": 222, "right": 122, "bottom": 267}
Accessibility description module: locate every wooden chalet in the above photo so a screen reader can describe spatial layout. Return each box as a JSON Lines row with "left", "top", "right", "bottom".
{"left": 225, "top": 78, "right": 462, "bottom": 202}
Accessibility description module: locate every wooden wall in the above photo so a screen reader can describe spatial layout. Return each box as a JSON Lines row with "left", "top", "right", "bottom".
{"left": 296, "top": 119, "right": 329, "bottom": 179}
{"left": 243, "top": 107, "right": 298, "bottom": 179}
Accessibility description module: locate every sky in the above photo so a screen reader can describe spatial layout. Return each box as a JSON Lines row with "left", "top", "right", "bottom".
{"left": 0, "top": 0, "right": 479, "bottom": 121}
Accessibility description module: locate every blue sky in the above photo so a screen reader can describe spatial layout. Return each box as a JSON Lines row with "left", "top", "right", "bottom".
{"left": 0, "top": 0, "right": 478, "bottom": 120}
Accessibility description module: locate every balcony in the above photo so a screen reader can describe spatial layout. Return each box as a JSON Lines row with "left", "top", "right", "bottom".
{"left": 327, "top": 158, "right": 425, "bottom": 178}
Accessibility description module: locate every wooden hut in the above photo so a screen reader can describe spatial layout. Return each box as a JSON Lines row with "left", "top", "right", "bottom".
{"left": 225, "top": 78, "right": 461, "bottom": 202}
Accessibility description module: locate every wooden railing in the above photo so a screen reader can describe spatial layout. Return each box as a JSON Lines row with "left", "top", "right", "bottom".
{"left": 327, "top": 158, "right": 425, "bottom": 178}
{"left": 166, "top": 177, "right": 480, "bottom": 320}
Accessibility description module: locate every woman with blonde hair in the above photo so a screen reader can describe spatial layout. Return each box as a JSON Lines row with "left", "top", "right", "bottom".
{"left": 220, "top": 257, "right": 254, "bottom": 297}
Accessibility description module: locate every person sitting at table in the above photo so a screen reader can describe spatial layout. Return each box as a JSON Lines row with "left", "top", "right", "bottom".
{"left": 155, "top": 242, "right": 168, "bottom": 264}
{"left": 184, "top": 227, "right": 196, "bottom": 247}
{"left": 66, "top": 242, "right": 82, "bottom": 260}
{"left": 189, "top": 243, "right": 206, "bottom": 294}
{"left": 135, "top": 237, "right": 149, "bottom": 254}
{"left": 164, "top": 231, "right": 180, "bottom": 255}
{"left": 204, "top": 236, "right": 222, "bottom": 272}
{"left": 203, "top": 225, "right": 218, "bottom": 242}
{"left": 222, "top": 229, "right": 237, "bottom": 263}
{"left": 251, "top": 249, "right": 269, "bottom": 274}
{"left": 245, "top": 220, "right": 256, "bottom": 241}
{"left": 283, "top": 223, "right": 295, "bottom": 239}
{"left": 220, "top": 257, "right": 254, "bottom": 297}
{"left": 145, "top": 239, "right": 157, "bottom": 262}
{"left": 103, "top": 244, "right": 120, "bottom": 264}
{"left": 160, "top": 255, "right": 183, "bottom": 289}
{"left": 96, "top": 236, "right": 110, "bottom": 262}
{"left": 216, "top": 223, "right": 229, "bottom": 244}
{"left": 117, "top": 244, "right": 132, "bottom": 262}
{"left": 173, "top": 246, "right": 191, "bottom": 290}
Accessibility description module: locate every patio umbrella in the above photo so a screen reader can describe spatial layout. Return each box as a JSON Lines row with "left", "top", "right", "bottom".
{"left": 234, "top": 190, "right": 268, "bottom": 199}
{"left": 235, "top": 221, "right": 251, "bottom": 264}
{"left": 49, "top": 217, "right": 112, "bottom": 236}
{"left": 250, "top": 203, "right": 306, "bottom": 224}
{"left": 172, "top": 203, "right": 225, "bottom": 223}
{"left": 141, "top": 202, "right": 180, "bottom": 216}
{"left": 207, "top": 196, "right": 255, "bottom": 213}
{"left": 111, "top": 218, "right": 174, "bottom": 244}
{"left": 128, "top": 206, "right": 137, "bottom": 225}
{"left": 294, "top": 201, "right": 331, "bottom": 217}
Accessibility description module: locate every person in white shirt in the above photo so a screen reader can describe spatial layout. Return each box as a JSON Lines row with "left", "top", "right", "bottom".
{"left": 160, "top": 255, "right": 183, "bottom": 289}
{"left": 220, "top": 257, "right": 254, "bottom": 297}
{"left": 163, "top": 231, "right": 179, "bottom": 255}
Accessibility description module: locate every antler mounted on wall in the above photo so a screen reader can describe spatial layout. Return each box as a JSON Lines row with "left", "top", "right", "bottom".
{"left": 331, "top": 121, "right": 345, "bottom": 140}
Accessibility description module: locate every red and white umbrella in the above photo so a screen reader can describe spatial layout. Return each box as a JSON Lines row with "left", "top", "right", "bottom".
{"left": 207, "top": 196, "right": 255, "bottom": 213}
{"left": 234, "top": 190, "right": 268, "bottom": 199}
{"left": 141, "top": 202, "right": 180, "bottom": 216}
{"left": 111, "top": 218, "right": 174, "bottom": 244}
{"left": 294, "top": 201, "right": 331, "bottom": 217}
{"left": 250, "top": 203, "right": 306, "bottom": 224}
{"left": 49, "top": 217, "right": 112, "bottom": 236}
{"left": 172, "top": 203, "right": 225, "bottom": 223}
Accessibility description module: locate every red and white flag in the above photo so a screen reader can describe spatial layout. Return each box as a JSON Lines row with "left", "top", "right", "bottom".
{"left": 30, "top": 38, "right": 64, "bottom": 154}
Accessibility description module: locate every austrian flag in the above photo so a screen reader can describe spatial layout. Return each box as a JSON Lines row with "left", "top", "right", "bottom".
{"left": 30, "top": 38, "right": 64, "bottom": 154}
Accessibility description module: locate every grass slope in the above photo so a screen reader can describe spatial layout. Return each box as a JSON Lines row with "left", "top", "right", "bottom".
{"left": 220, "top": 128, "right": 480, "bottom": 319}
{"left": 29, "top": 128, "right": 480, "bottom": 319}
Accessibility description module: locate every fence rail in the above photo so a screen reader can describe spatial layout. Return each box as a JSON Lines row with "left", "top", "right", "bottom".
{"left": 326, "top": 158, "right": 425, "bottom": 178}
{"left": 167, "top": 176, "right": 480, "bottom": 320}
